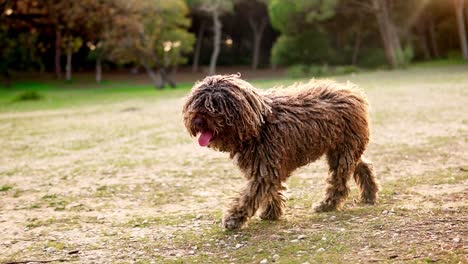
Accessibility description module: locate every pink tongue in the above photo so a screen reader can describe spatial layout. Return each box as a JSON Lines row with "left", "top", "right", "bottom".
{"left": 198, "top": 131, "right": 213, "bottom": 147}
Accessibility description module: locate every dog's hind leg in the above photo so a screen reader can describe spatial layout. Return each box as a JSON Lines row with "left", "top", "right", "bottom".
{"left": 314, "top": 149, "right": 356, "bottom": 212}
{"left": 353, "top": 156, "right": 379, "bottom": 204}
{"left": 259, "top": 182, "right": 287, "bottom": 221}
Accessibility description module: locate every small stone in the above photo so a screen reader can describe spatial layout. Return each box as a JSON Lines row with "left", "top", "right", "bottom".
{"left": 175, "top": 253, "right": 182, "bottom": 257}
{"left": 272, "top": 254, "right": 280, "bottom": 262}
{"left": 191, "top": 245, "right": 198, "bottom": 250}
{"left": 195, "top": 214, "right": 203, "bottom": 220}
{"left": 317, "top": 247, "right": 325, "bottom": 252}
{"left": 330, "top": 215, "right": 336, "bottom": 220}
{"left": 188, "top": 250, "right": 196, "bottom": 255}
{"left": 452, "top": 237, "right": 461, "bottom": 243}
{"left": 222, "top": 254, "right": 229, "bottom": 259}
{"left": 45, "top": 247, "right": 56, "bottom": 253}
{"left": 260, "top": 259, "right": 268, "bottom": 264}
{"left": 257, "top": 248, "right": 263, "bottom": 253}
{"left": 235, "top": 243, "right": 243, "bottom": 249}
{"left": 297, "top": 235, "right": 306, "bottom": 240}
{"left": 290, "top": 239, "right": 299, "bottom": 243}
{"left": 321, "top": 236, "right": 327, "bottom": 241}
{"left": 65, "top": 203, "right": 82, "bottom": 209}
{"left": 339, "top": 228, "right": 345, "bottom": 232}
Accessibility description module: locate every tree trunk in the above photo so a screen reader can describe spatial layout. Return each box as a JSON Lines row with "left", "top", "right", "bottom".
{"left": 142, "top": 60, "right": 163, "bottom": 89}
{"left": 352, "top": 27, "right": 363, "bottom": 65}
{"left": 419, "top": 34, "right": 431, "bottom": 60}
{"left": 65, "top": 43, "right": 72, "bottom": 81}
{"left": 3, "top": 70, "right": 11, "bottom": 88}
{"left": 454, "top": 0, "right": 468, "bottom": 59}
{"left": 428, "top": 17, "right": 440, "bottom": 58}
{"left": 96, "top": 56, "right": 102, "bottom": 83}
{"left": 249, "top": 17, "right": 267, "bottom": 70}
{"left": 55, "top": 29, "right": 62, "bottom": 79}
{"left": 372, "top": 0, "right": 403, "bottom": 68}
{"left": 415, "top": 16, "right": 431, "bottom": 60}
{"left": 192, "top": 21, "right": 206, "bottom": 73}
{"left": 209, "top": 10, "right": 221, "bottom": 75}
{"left": 160, "top": 68, "right": 176, "bottom": 88}
{"left": 352, "top": 15, "right": 364, "bottom": 65}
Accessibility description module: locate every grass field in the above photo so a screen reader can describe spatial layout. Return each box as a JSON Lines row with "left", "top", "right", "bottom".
{"left": 1, "top": 65, "right": 467, "bottom": 263}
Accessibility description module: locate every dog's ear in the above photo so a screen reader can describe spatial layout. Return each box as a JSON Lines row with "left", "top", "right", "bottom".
{"left": 217, "top": 77, "right": 271, "bottom": 140}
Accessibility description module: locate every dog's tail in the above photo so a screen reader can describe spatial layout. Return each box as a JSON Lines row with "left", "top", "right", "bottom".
{"left": 353, "top": 156, "right": 380, "bottom": 204}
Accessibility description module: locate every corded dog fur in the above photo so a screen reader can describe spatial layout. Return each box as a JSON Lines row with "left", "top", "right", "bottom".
{"left": 182, "top": 74, "right": 380, "bottom": 230}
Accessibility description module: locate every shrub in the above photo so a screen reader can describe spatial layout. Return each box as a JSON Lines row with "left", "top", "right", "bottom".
{"left": 358, "top": 48, "right": 387, "bottom": 68}
{"left": 13, "top": 91, "right": 43, "bottom": 102}
{"left": 271, "top": 30, "right": 331, "bottom": 66}
{"left": 334, "top": 65, "right": 359, "bottom": 75}
{"left": 286, "top": 64, "right": 332, "bottom": 78}
{"left": 286, "top": 64, "right": 310, "bottom": 78}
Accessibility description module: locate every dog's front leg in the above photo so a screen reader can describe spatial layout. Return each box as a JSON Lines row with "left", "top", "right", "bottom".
{"left": 223, "top": 178, "right": 270, "bottom": 230}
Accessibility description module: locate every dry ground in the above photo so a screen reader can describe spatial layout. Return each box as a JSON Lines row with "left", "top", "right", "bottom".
{"left": 1, "top": 66, "right": 467, "bottom": 264}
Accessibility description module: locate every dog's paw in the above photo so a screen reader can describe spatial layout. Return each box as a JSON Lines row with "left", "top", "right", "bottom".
{"left": 313, "top": 201, "right": 337, "bottom": 213}
{"left": 223, "top": 214, "right": 247, "bottom": 230}
{"left": 360, "top": 197, "right": 377, "bottom": 205}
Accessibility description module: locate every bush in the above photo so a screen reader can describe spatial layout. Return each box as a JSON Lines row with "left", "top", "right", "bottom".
{"left": 358, "top": 48, "right": 387, "bottom": 68}
{"left": 286, "top": 64, "right": 309, "bottom": 78}
{"left": 447, "top": 50, "right": 462, "bottom": 60}
{"left": 13, "top": 91, "right": 43, "bottom": 102}
{"left": 287, "top": 64, "right": 360, "bottom": 78}
{"left": 271, "top": 30, "right": 331, "bottom": 66}
{"left": 396, "top": 44, "right": 414, "bottom": 67}
{"left": 334, "top": 65, "right": 359, "bottom": 75}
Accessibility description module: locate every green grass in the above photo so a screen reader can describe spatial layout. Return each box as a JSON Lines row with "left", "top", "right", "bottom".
{"left": 0, "top": 185, "right": 13, "bottom": 191}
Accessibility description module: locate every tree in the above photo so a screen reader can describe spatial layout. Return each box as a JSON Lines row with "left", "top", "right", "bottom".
{"left": 236, "top": 0, "right": 270, "bottom": 70}
{"left": 453, "top": 0, "right": 468, "bottom": 59}
{"left": 345, "top": 0, "right": 422, "bottom": 68}
{"left": 268, "top": 0, "right": 338, "bottom": 66}
{"left": 191, "top": 0, "right": 234, "bottom": 75}
{"left": 106, "top": 0, "right": 194, "bottom": 88}
{"left": 370, "top": 0, "right": 404, "bottom": 68}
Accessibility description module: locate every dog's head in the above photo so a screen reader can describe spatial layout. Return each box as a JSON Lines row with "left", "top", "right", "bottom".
{"left": 182, "top": 74, "right": 271, "bottom": 152}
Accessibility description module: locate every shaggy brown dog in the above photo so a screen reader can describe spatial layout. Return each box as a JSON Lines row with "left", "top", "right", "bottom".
{"left": 182, "top": 74, "right": 380, "bottom": 230}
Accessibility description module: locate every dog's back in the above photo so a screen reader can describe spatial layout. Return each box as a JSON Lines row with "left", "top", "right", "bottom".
{"left": 260, "top": 79, "right": 371, "bottom": 167}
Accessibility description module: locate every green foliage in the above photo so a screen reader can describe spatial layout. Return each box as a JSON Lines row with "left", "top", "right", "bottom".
{"left": 269, "top": 0, "right": 338, "bottom": 34}
{"left": 107, "top": 0, "right": 195, "bottom": 68}
{"left": 0, "top": 25, "right": 43, "bottom": 72}
{"left": 287, "top": 64, "right": 359, "bottom": 78}
{"left": 269, "top": 0, "right": 338, "bottom": 66}
{"left": 391, "top": 44, "right": 414, "bottom": 68}
{"left": 0, "top": 185, "right": 13, "bottom": 192}
{"left": 358, "top": 48, "right": 388, "bottom": 68}
{"left": 334, "top": 65, "right": 359, "bottom": 75}
{"left": 447, "top": 50, "right": 462, "bottom": 60}
{"left": 13, "top": 91, "right": 44, "bottom": 102}
{"left": 286, "top": 64, "right": 326, "bottom": 78}
{"left": 271, "top": 31, "right": 330, "bottom": 66}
